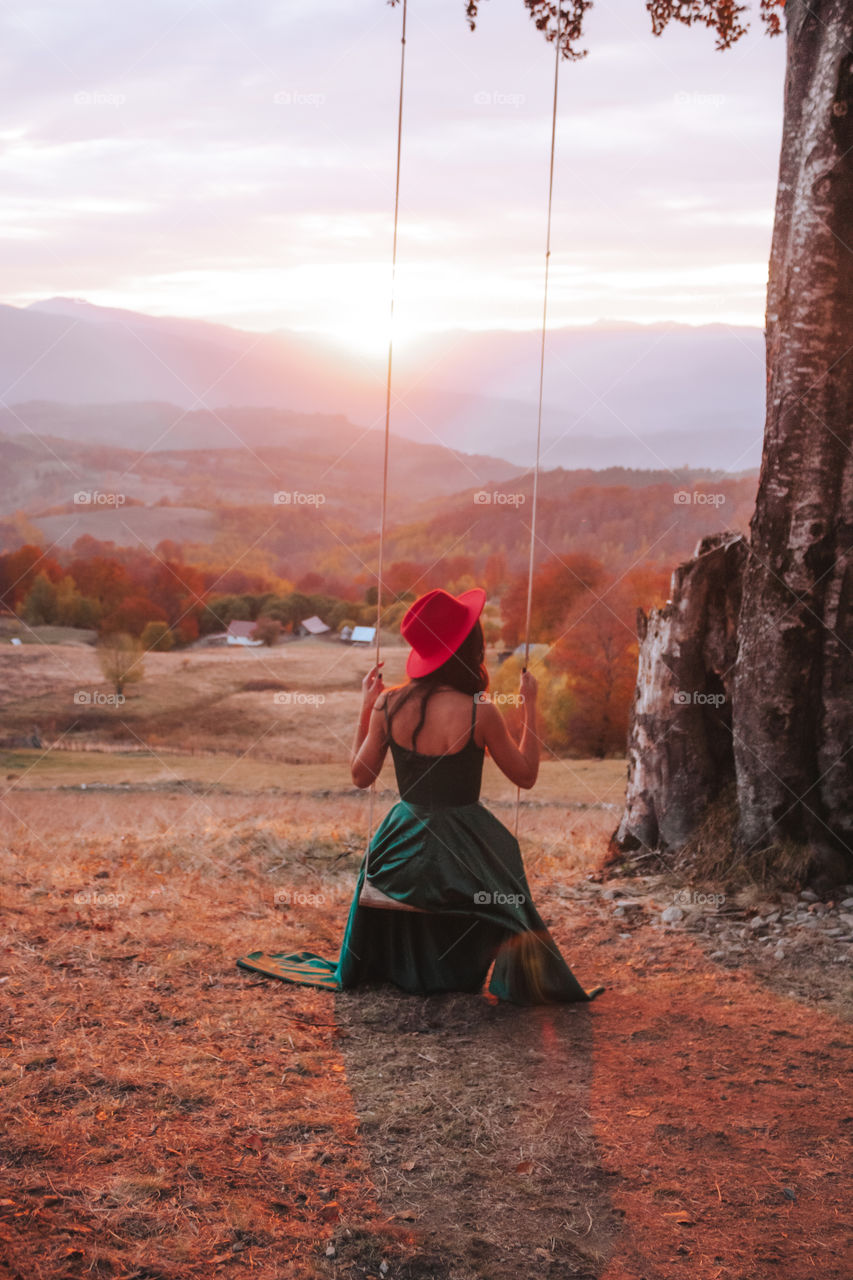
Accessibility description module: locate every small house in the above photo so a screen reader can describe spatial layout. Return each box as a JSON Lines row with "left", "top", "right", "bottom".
{"left": 227, "top": 620, "right": 263, "bottom": 647}
{"left": 299, "top": 615, "right": 330, "bottom": 637}
{"left": 512, "top": 643, "right": 550, "bottom": 662}
{"left": 350, "top": 626, "right": 376, "bottom": 645}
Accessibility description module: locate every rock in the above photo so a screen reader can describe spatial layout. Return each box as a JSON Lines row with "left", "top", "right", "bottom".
{"left": 709, "top": 950, "right": 727, "bottom": 960}
{"left": 661, "top": 905, "right": 684, "bottom": 924}
{"left": 840, "top": 897, "right": 853, "bottom": 910}
{"left": 550, "top": 880, "right": 578, "bottom": 901}
{"left": 839, "top": 913, "right": 853, "bottom": 930}
{"left": 773, "top": 947, "right": 785, "bottom": 960}
{"left": 749, "top": 916, "right": 764, "bottom": 930}
{"left": 799, "top": 889, "right": 819, "bottom": 902}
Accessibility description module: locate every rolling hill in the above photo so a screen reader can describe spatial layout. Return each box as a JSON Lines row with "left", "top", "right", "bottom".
{"left": 0, "top": 403, "right": 524, "bottom": 536}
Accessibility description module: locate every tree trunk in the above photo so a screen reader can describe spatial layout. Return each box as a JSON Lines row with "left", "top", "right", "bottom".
{"left": 733, "top": 0, "right": 853, "bottom": 877}
{"left": 615, "top": 534, "right": 745, "bottom": 854}
{"left": 614, "top": 2, "right": 853, "bottom": 884}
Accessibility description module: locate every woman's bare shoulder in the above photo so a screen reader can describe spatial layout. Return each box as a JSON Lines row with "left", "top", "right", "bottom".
{"left": 474, "top": 695, "right": 501, "bottom": 721}
{"left": 380, "top": 683, "right": 411, "bottom": 713}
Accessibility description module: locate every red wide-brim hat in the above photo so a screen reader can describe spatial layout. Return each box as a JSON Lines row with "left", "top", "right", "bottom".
{"left": 400, "top": 587, "right": 486, "bottom": 678}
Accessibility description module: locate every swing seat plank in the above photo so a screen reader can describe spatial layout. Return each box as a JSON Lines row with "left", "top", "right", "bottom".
{"left": 359, "top": 880, "right": 429, "bottom": 913}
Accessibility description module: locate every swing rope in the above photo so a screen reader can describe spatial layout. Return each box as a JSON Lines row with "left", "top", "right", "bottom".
{"left": 363, "top": 0, "right": 564, "bottom": 889}
{"left": 515, "top": 2, "right": 563, "bottom": 838}
{"left": 365, "top": 0, "right": 408, "bottom": 877}
{"left": 375, "top": 0, "right": 408, "bottom": 681}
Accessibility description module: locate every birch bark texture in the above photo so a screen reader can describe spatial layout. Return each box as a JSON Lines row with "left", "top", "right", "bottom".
{"left": 733, "top": 0, "right": 853, "bottom": 869}
{"left": 617, "top": 2, "right": 853, "bottom": 880}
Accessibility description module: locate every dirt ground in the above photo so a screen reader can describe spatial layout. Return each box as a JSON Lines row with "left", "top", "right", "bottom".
{"left": 1, "top": 776, "right": 851, "bottom": 1280}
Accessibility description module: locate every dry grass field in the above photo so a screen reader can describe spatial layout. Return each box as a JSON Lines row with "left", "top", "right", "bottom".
{"left": 1, "top": 636, "right": 403, "bottom": 763}
{"left": 1, "top": 639, "right": 850, "bottom": 1279}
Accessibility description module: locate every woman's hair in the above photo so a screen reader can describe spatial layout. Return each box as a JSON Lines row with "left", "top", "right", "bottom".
{"left": 385, "top": 620, "right": 489, "bottom": 752}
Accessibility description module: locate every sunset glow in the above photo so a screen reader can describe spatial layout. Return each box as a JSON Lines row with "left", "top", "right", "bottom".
{"left": 0, "top": 0, "right": 785, "bottom": 351}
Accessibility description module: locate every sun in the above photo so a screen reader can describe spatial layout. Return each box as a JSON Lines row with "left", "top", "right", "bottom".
{"left": 318, "top": 308, "right": 426, "bottom": 362}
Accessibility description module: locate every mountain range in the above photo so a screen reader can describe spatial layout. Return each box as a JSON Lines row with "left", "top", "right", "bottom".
{"left": 0, "top": 297, "right": 762, "bottom": 577}
{"left": 0, "top": 298, "right": 766, "bottom": 472}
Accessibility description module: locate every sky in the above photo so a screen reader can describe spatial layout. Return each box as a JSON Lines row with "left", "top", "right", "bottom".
{"left": 0, "top": 0, "right": 787, "bottom": 354}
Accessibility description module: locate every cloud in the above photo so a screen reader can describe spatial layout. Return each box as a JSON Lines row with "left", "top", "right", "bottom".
{"left": 0, "top": 0, "right": 786, "bottom": 337}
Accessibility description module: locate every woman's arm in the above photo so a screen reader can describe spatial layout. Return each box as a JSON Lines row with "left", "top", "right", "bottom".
{"left": 479, "top": 670, "right": 540, "bottom": 789}
{"left": 351, "top": 662, "right": 389, "bottom": 788}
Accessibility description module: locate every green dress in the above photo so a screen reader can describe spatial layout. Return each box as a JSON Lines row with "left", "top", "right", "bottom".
{"left": 237, "top": 696, "right": 603, "bottom": 1004}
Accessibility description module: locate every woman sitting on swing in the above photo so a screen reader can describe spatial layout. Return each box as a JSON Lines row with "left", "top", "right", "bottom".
{"left": 239, "top": 587, "right": 602, "bottom": 1004}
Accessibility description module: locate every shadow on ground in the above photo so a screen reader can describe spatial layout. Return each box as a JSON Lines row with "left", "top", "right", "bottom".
{"left": 333, "top": 986, "right": 619, "bottom": 1279}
